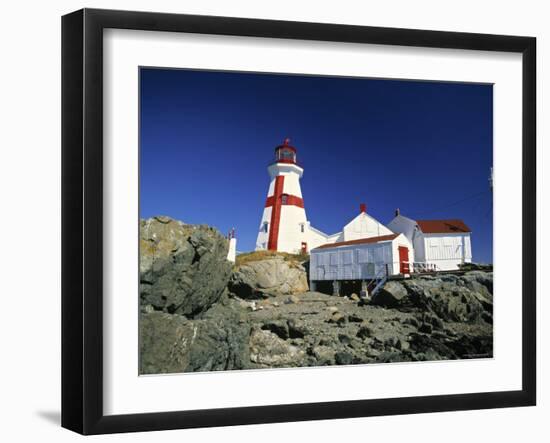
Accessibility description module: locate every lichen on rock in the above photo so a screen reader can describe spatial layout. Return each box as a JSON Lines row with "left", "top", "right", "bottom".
{"left": 139, "top": 216, "right": 232, "bottom": 317}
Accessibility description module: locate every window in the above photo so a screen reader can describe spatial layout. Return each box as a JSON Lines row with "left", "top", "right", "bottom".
{"left": 263, "top": 222, "right": 268, "bottom": 233}
{"left": 300, "top": 223, "right": 305, "bottom": 233}
{"left": 280, "top": 149, "right": 294, "bottom": 160}
{"left": 342, "top": 251, "right": 353, "bottom": 265}
{"left": 281, "top": 194, "right": 288, "bottom": 204}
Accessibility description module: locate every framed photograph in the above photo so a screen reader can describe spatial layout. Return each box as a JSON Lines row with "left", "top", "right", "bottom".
{"left": 61, "top": 8, "right": 536, "bottom": 435}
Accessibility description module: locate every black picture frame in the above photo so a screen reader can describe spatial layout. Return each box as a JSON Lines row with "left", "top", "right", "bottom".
{"left": 61, "top": 8, "right": 536, "bottom": 435}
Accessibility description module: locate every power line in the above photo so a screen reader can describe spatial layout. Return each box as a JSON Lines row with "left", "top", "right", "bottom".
{"left": 408, "top": 190, "right": 490, "bottom": 219}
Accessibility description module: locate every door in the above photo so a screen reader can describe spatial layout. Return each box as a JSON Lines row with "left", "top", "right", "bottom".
{"left": 398, "top": 246, "right": 410, "bottom": 274}
{"left": 301, "top": 242, "right": 308, "bottom": 254}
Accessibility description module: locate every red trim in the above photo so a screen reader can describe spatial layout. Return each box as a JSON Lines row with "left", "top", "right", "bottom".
{"left": 265, "top": 194, "right": 304, "bottom": 208}
{"left": 312, "top": 234, "right": 399, "bottom": 250}
{"left": 275, "top": 145, "right": 297, "bottom": 153}
{"left": 267, "top": 176, "right": 284, "bottom": 251}
{"left": 285, "top": 195, "right": 304, "bottom": 208}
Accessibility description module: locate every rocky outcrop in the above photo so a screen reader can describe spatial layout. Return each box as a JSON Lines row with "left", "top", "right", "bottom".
{"left": 138, "top": 217, "right": 493, "bottom": 373}
{"left": 140, "top": 274, "right": 493, "bottom": 373}
{"left": 228, "top": 256, "right": 309, "bottom": 299}
{"left": 140, "top": 295, "right": 251, "bottom": 374}
{"left": 371, "top": 272, "right": 493, "bottom": 323}
{"left": 140, "top": 216, "right": 232, "bottom": 316}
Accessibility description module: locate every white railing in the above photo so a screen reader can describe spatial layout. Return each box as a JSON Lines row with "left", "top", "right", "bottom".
{"left": 366, "top": 264, "right": 390, "bottom": 296}
{"left": 411, "top": 262, "right": 440, "bottom": 273}
{"left": 370, "top": 274, "right": 388, "bottom": 296}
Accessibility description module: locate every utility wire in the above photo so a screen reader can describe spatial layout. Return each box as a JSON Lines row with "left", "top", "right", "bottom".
{"left": 408, "top": 190, "right": 490, "bottom": 219}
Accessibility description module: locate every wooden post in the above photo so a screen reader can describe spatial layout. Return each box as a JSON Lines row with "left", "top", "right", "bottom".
{"left": 360, "top": 280, "right": 369, "bottom": 299}
{"left": 332, "top": 280, "right": 340, "bottom": 297}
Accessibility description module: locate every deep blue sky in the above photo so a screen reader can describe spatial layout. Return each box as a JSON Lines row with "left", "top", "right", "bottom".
{"left": 140, "top": 68, "right": 493, "bottom": 263}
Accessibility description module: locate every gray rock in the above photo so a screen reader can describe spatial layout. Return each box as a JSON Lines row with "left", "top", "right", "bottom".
{"left": 328, "top": 311, "right": 347, "bottom": 325}
{"left": 287, "top": 319, "right": 307, "bottom": 338}
{"left": 371, "top": 281, "right": 408, "bottom": 308}
{"left": 249, "top": 328, "right": 306, "bottom": 367}
{"left": 371, "top": 273, "right": 493, "bottom": 324}
{"left": 139, "top": 216, "right": 232, "bottom": 316}
{"left": 229, "top": 257, "right": 308, "bottom": 299}
{"left": 139, "top": 302, "right": 251, "bottom": 374}
{"left": 309, "top": 345, "right": 336, "bottom": 365}
{"left": 335, "top": 351, "right": 353, "bottom": 365}
{"left": 357, "top": 325, "right": 373, "bottom": 339}
{"left": 419, "top": 323, "right": 433, "bottom": 334}
{"left": 261, "top": 320, "right": 289, "bottom": 339}
{"left": 285, "top": 295, "right": 301, "bottom": 304}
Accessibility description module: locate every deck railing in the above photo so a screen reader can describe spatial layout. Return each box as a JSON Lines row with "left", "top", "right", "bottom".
{"left": 411, "top": 262, "right": 440, "bottom": 273}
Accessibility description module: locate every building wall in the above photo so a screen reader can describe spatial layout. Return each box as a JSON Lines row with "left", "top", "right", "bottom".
{"left": 306, "top": 224, "right": 332, "bottom": 250}
{"left": 326, "top": 231, "right": 344, "bottom": 243}
{"left": 413, "top": 230, "right": 426, "bottom": 262}
{"left": 227, "top": 238, "right": 237, "bottom": 263}
{"left": 279, "top": 172, "right": 303, "bottom": 197}
{"left": 342, "top": 212, "right": 394, "bottom": 241}
{"left": 422, "top": 232, "right": 472, "bottom": 270}
{"left": 310, "top": 239, "right": 399, "bottom": 282}
{"left": 255, "top": 206, "right": 272, "bottom": 250}
{"left": 276, "top": 205, "right": 309, "bottom": 253}
{"left": 387, "top": 214, "right": 417, "bottom": 243}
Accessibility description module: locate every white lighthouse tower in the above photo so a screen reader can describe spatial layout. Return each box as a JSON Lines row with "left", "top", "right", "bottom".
{"left": 255, "top": 139, "right": 310, "bottom": 254}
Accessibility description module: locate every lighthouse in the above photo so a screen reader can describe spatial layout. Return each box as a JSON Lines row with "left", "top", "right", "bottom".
{"left": 255, "top": 139, "right": 310, "bottom": 254}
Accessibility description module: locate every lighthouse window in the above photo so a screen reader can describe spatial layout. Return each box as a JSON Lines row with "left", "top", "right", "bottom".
{"left": 300, "top": 224, "right": 305, "bottom": 233}
{"left": 263, "top": 222, "right": 269, "bottom": 233}
{"left": 281, "top": 194, "right": 288, "bottom": 204}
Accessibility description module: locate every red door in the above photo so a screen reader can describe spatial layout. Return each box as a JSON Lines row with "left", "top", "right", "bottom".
{"left": 398, "top": 246, "right": 410, "bottom": 274}
{"left": 301, "top": 242, "right": 308, "bottom": 254}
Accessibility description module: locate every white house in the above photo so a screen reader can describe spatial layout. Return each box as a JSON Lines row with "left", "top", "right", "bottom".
{"left": 387, "top": 210, "right": 472, "bottom": 271}
{"left": 309, "top": 233, "right": 413, "bottom": 286}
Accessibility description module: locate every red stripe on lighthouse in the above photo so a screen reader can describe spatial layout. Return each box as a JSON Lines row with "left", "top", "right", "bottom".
{"left": 265, "top": 194, "right": 304, "bottom": 208}
{"left": 267, "top": 176, "right": 284, "bottom": 251}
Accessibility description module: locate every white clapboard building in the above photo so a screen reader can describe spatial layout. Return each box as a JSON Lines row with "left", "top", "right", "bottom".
{"left": 387, "top": 210, "right": 472, "bottom": 271}
{"left": 255, "top": 140, "right": 473, "bottom": 292}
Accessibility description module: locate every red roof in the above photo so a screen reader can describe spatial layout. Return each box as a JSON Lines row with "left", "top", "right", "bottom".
{"left": 275, "top": 144, "right": 297, "bottom": 153}
{"left": 416, "top": 219, "right": 471, "bottom": 234}
{"left": 312, "top": 234, "right": 399, "bottom": 250}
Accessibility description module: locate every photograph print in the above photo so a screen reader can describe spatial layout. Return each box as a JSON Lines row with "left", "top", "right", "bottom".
{"left": 138, "top": 68, "right": 494, "bottom": 375}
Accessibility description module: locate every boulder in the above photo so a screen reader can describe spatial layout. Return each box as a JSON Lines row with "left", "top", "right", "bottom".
{"left": 139, "top": 300, "right": 251, "bottom": 374}
{"left": 228, "top": 257, "right": 309, "bottom": 299}
{"left": 371, "top": 281, "right": 408, "bottom": 308}
{"left": 335, "top": 351, "right": 353, "bottom": 365}
{"left": 139, "top": 216, "right": 232, "bottom": 316}
{"left": 249, "top": 328, "right": 306, "bottom": 367}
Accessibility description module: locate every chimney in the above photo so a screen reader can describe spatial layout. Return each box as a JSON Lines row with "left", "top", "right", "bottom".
{"left": 360, "top": 203, "right": 367, "bottom": 213}
{"left": 395, "top": 208, "right": 400, "bottom": 217}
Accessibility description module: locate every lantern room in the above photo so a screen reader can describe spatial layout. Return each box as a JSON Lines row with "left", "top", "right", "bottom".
{"left": 274, "top": 138, "right": 297, "bottom": 164}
